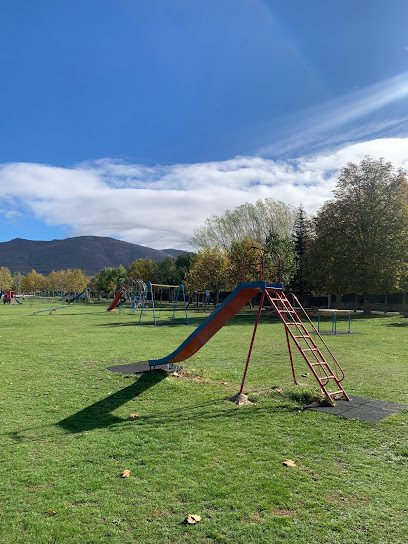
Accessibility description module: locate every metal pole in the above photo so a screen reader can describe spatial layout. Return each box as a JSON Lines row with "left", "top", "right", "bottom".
{"left": 239, "top": 291, "right": 265, "bottom": 394}
{"left": 285, "top": 327, "right": 297, "bottom": 384}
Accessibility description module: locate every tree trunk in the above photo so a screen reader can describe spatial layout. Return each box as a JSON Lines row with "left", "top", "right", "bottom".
{"left": 384, "top": 295, "right": 388, "bottom": 314}
{"left": 363, "top": 295, "right": 371, "bottom": 315}
{"left": 328, "top": 293, "right": 332, "bottom": 308}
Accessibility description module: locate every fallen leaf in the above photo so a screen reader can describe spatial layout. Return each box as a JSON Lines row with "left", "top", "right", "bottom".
{"left": 121, "top": 470, "right": 131, "bottom": 478}
{"left": 282, "top": 459, "right": 297, "bottom": 468}
{"left": 49, "top": 510, "right": 57, "bottom": 516}
{"left": 301, "top": 373, "right": 309, "bottom": 377}
{"left": 185, "top": 514, "right": 201, "bottom": 524}
{"left": 129, "top": 414, "right": 139, "bottom": 419}
{"left": 221, "top": 382, "right": 229, "bottom": 385}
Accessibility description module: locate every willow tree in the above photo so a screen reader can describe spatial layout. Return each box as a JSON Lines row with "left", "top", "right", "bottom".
{"left": 191, "top": 198, "right": 296, "bottom": 249}
{"left": 306, "top": 157, "right": 408, "bottom": 312}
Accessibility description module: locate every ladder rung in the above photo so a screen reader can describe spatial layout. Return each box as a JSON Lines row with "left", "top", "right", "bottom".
{"left": 294, "top": 335, "right": 310, "bottom": 338}
{"left": 327, "top": 390, "right": 345, "bottom": 396}
{"left": 318, "top": 375, "right": 336, "bottom": 380}
{"left": 310, "top": 361, "right": 327, "bottom": 366}
{"left": 286, "top": 322, "right": 303, "bottom": 326}
{"left": 302, "top": 348, "right": 318, "bottom": 352}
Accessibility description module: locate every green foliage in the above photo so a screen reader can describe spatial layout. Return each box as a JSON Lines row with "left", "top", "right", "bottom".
{"left": 156, "top": 257, "right": 179, "bottom": 285}
{"left": 185, "top": 246, "right": 229, "bottom": 292}
{"left": 227, "top": 238, "right": 264, "bottom": 287}
{"left": 91, "top": 265, "right": 127, "bottom": 295}
{"left": 174, "top": 252, "right": 195, "bottom": 283}
{"left": 291, "top": 205, "right": 312, "bottom": 293}
{"left": 306, "top": 157, "right": 408, "bottom": 302}
{"left": 264, "top": 230, "right": 297, "bottom": 287}
{"left": 127, "top": 258, "right": 157, "bottom": 283}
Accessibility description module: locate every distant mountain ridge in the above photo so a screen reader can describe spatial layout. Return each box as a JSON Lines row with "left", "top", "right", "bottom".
{"left": 0, "top": 236, "right": 186, "bottom": 276}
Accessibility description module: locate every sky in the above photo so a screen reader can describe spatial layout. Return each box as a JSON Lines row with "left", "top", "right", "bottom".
{"left": 1, "top": 0, "right": 408, "bottom": 250}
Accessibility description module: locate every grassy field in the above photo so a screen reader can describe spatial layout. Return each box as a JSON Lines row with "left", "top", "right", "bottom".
{"left": 0, "top": 298, "right": 407, "bottom": 543}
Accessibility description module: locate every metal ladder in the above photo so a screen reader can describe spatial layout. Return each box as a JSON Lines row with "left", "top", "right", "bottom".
{"left": 265, "top": 288, "right": 349, "bottom": 402}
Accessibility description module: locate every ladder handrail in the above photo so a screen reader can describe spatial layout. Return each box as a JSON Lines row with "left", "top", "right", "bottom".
{"left": 284, "top": 292, "right": 345, "bottom": 383}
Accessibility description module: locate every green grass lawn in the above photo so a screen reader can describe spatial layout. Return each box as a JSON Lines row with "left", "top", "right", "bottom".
{"left": 0, "top": 299, "right": 407, "bottom": 543}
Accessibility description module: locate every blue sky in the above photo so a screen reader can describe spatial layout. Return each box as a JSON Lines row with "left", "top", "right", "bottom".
{"left": 1, "top": 0, "right": 408, "bottom": 249}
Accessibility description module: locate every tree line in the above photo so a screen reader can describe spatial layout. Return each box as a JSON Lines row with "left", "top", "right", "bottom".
{"left": 1, "top": 158, "right": 407, "bottom": 313}
{"left": 0, "top": 268, "right": 89, "bottom": 294}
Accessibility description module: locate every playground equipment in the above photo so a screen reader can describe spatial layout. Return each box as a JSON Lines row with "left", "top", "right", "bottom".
{"left": 317, "top": 309, "right": 352, "bottom": 335}
{"left": 149, "top": 247, "right": 349, "bottom": 403}
{"left": 107, "top": 280, "right": 145, "bottom": 312}
{"left": 187, "top": 290, "right": 213, "bottom": 312}
{"left": 138, "top": 282, "right": 188, "bottom": 325}
{"left": 3, "top": 290, "right": 18, "bottom": 304}
{"left": 33, "top": 287, "right": 92, "bottom": 315}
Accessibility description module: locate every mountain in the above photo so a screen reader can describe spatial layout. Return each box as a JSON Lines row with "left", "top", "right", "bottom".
{"left": 0, "top": 236, "right": 181, "bottom": 276}
{"left": 160, "top": 248, "right": 186, "bottom": 257}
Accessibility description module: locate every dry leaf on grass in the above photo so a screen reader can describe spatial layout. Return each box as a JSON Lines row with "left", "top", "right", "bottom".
{"left": 185, "top": 514, "right": 201, "bottom": 524}
{"left": 129, "top": 413, "right": 139, "bottom": 419}
{"left": 120, "top": 470, "right": 131, "bottom": 478}
{"left": 282, "top": 459, "right": 297, "bottom": 467}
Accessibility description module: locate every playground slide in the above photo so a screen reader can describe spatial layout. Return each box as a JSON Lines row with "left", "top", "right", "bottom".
{"left": 69, "top": 287, "right": 89, "bottom": 304}
{"left": 149, "top": 281, "right": 283, "bottom": 366}
{"left": 107, "top": 288, "right": 124, "bottom": 311}
{"left": 15, "top": 298, "right": 23, "bottom": 304}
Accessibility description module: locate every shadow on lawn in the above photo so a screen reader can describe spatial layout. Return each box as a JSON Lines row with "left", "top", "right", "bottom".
{"left": 96, "top": 313, "right": 279, "bottom": 329}
{"left": 58, "top": 379, "right": 298, "bottom": 435}
{"left": 57, "top": 371, "right": 167, "bottom": 434}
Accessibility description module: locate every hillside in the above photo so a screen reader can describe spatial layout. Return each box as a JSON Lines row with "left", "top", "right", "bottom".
{"left": 0, "top": 236, "right": 180, "bottom": 276}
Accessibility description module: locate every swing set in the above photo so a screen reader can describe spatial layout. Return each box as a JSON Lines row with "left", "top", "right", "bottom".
{"left": 138, "top": 282, "right": 188, "bottom": 325}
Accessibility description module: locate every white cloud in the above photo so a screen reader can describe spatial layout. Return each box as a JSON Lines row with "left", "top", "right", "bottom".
{"left": 1, "top": 137, "right": 408, "bottom": 249}
{"left": 259, "top": 71, "right": 408, "bottom": 157}
{"left": 0, "top": 209, "right": 23, "bottom": 219}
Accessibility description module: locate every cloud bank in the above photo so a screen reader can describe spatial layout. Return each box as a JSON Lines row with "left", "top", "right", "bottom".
{"left": 1, "top": 138, "right": 408, "bottom": 249}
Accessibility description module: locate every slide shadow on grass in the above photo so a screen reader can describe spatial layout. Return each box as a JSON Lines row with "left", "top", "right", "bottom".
{"left": 57, "top": 371, "right": 168, "bottom": 434}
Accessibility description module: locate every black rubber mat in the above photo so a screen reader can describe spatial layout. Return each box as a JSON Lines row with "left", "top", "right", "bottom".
{"left": 107, "top": 361, "right": 183, "bottom": 374}
{"left": 306, "top": 394, "right": 406, "bottom": 422}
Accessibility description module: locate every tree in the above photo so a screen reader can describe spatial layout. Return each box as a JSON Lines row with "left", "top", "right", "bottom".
{"left": 47, "top": 270, "right": 67, "bottom": 294}
{"left": 0, "top": 267, "right": 12, "bottom": 291}
{"left": 65, "top": 269, "right": 89, "bottom": 293}
{"left": 90, "top": 266, "right": 127, "bottom": 295}
{"left": 21, "top": 270, "right": 47, "bottom": 293}
{"left": 156, "top": 257, "right": 179, "bottom": 285}
{"left": 184, "top": 246, "right": 229, "bottom": 299}
{"left": 191, "top": 198, "right": 297, "bottom": 249}
{"left": 291, "top": 205, "right": 312, "bottom": 294}
{"left": 174, "top": 252, "right": 195, "bottom": 284}
{"left": 11, "top": 272, "right": 23, "bottom": 292}
{"left": 264, "top": 230, "right": 297, "bottom": 287}
{"left": 306, "top": 157, "right": 408, "bottom": 313}
{"left": 225, "top": 237, "right": 264, "bottom": 288}
{"left": 127, "top": 259, "right": 157, "bottom": 283}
